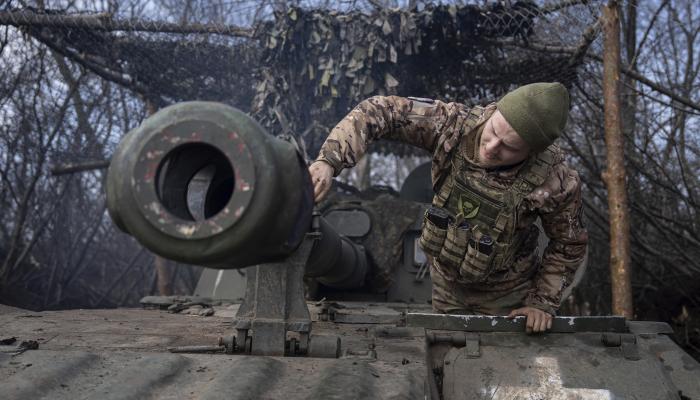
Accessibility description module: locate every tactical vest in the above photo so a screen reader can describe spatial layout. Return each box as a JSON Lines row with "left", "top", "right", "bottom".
{"left": 419, "top": 108, "right": 558, "bottom": 284}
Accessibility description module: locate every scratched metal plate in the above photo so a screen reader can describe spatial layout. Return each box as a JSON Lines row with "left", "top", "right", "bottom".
{"left": 441, "top": 333, "right": 681, "bottom": 400}
{"left": 407, "top": 313, "right": 628, "bottom": 333}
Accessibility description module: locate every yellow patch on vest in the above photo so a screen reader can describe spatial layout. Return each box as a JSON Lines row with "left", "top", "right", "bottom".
{"left": 458, "top": 195, "right": 480, "bottom": 219}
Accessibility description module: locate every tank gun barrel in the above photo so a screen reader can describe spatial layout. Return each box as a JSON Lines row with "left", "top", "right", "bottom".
{"left": 305, "top": 217, "right": 368, "bottom": 289}
{"left": 106, "top": 101, "right": 367, "bottom": 288}
{"left": 106, "top": 101, "right": 313, "bottom": 269}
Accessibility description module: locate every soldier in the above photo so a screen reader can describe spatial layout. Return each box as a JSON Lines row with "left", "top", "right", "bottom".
{"left": 309, "top": 82, "right": 588, "bottom": 333}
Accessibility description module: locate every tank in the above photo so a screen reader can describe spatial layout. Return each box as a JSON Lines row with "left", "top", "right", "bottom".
{"left": 1, "top": 102, "right": 698, "bottom": 399}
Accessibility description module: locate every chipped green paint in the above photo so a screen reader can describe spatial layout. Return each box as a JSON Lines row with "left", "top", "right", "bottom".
{"left": 106, "top": 102, "right": 313, "bottom": 269}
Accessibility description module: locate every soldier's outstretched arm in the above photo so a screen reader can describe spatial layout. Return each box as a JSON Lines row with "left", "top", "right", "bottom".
{"left": 525, "top": 162, "right": 589, "bottom": 315}
{"left": 310, "top": 96, "right": 462, "bottom": 201}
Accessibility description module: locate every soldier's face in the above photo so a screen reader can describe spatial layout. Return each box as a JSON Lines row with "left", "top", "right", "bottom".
{"left": 478, "top": 111, "right": 530, "bottom": 168}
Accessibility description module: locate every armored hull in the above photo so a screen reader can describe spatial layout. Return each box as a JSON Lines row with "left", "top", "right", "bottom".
{"left": 1, "top": 303, "right": 699, "bottom": 399}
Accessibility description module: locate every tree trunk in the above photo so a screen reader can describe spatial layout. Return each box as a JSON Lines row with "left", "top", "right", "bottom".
{"left": 602, "top": 0, "right": 634, "bottom": 318}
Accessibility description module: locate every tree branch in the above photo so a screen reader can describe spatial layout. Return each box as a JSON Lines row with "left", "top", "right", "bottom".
{"left": 0, "top": 9, "right": 254, "bottom": 37}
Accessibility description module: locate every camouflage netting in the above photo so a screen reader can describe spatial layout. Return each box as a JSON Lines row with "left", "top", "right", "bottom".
{"left": 251, "top": 2, "right": 598, "bottom": 155}
{"left": 21, "top": 21, "right": 259, "bottom": 111}
{"left": 0, "top": 1, "right": 599, "bottom": 158}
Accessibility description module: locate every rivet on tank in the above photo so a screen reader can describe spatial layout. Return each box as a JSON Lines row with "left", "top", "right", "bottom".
{"left": 106, "top": 101, "right": 314, "bottom": 269}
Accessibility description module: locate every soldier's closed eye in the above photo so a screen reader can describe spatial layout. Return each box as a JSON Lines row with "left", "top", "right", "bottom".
{"left": 489, "top": 120, "right": 515, "bottom": 150}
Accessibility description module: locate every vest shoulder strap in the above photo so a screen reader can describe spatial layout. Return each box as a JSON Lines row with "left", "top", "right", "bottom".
{"left": 431, "top": 106, "right": 491, "bottom": 206}
{"left": 512, "top": 144, "right": 559, "bottom": 197}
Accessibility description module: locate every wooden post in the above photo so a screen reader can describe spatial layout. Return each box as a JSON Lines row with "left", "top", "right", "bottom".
{"left": 154, "top": 255, "right": 173, "bottom": 296}
{"left": 602, "top": 0, "right": 634, "bottom": 318}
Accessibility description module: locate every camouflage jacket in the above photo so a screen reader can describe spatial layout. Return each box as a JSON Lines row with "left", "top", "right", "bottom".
{"left": 316, "top": 96, "right": 588, "bottom": 314}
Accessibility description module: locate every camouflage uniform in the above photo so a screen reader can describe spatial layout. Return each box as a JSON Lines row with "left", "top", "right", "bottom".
{"left": 316, "top": 96, "right": 588, "bottom": 315}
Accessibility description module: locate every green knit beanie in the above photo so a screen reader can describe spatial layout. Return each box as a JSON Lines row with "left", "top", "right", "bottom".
{"left": 496, "top": 82, "right": 570, "bottom": 152}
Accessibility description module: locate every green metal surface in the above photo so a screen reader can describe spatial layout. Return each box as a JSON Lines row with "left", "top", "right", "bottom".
{"left": 107, "top": 102, "right": 313, "bottom": 268}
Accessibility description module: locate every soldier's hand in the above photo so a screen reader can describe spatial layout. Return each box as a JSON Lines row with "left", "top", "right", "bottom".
{"left": 507, "top": 306, "right": 553, "bottom": 334}
{"left": 309, "top": 160, "right": 334, "bottom": 203}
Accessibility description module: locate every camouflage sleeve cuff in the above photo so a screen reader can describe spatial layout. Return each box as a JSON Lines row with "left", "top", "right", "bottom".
{"left": 523, "top": 294, "right": 558, "bottom": 315}
{"left": 314, "top": 156, "right": 343, "bottom": 177}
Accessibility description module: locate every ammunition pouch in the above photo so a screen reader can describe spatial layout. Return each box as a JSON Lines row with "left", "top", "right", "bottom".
{"left": 419, "top": 211, "right": 447, "bottom": 258}
{"left": 460, "top": 229, "right": 499, "bottom": 282}
{"left": 438, "top": 220, "right": 470, "bottom": 270}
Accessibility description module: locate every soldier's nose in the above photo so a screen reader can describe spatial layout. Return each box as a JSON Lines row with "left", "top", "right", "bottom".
{"left": 485, "top": 138, "right": 501, "bottom": 153}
